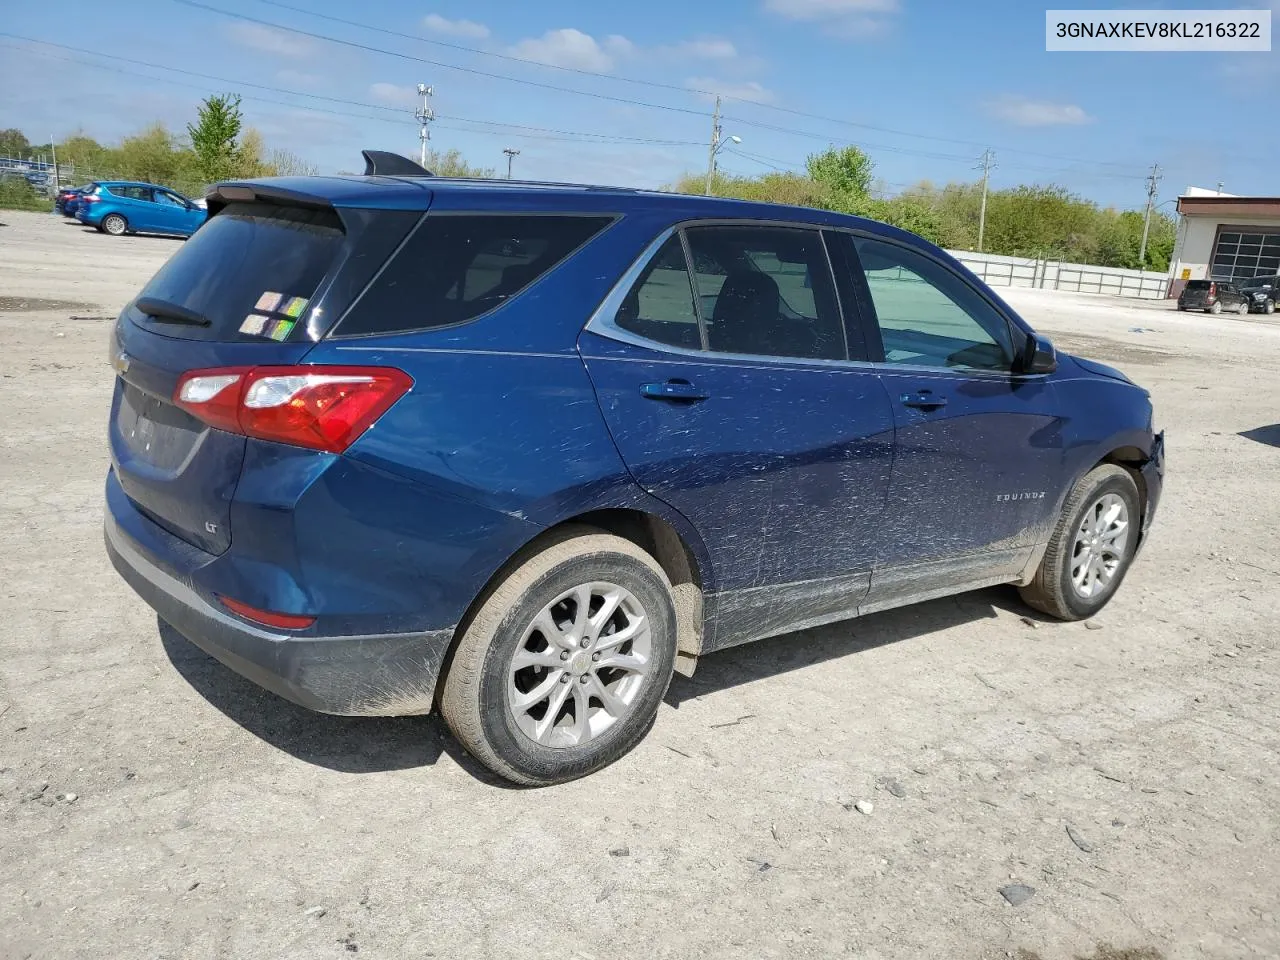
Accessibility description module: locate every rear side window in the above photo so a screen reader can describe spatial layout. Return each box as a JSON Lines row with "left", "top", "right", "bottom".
{"left": 133, "top": 202, "right": 344, "bottom": 341}
{"left": 110, "top": 185, "right": 152, "bottom": 201}
{"left": 337, "top": 214, "right": 612, "bottom": 337}
{"left": 615, "top": 234, "right": 703, "bottom": 350}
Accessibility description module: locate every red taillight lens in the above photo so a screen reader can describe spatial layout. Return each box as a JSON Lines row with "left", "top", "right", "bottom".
{"left": 174, "top": 365, "right": 412, "bottom": 453}
{"left": 218, "top": 596, "right": 316, "bottom": 630}
{"left": 1208, "top": 282, "right": 1216, "bottom": 296}
{"left": 83, "top": 194, "right": 101, "bottom": 203}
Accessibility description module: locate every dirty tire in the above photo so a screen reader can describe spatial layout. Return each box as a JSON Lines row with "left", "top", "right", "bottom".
{"left": 1266, "top": 300, "right": 1276, "bottom": 315}
{"left": 101, "top": 214, "right": 128, "bottom": 236}
{"left": 1209, "top": 301, "right": 1222, "bottom": 315}
{"left": 1019, "top": 465, "right": 1142, "bottom": 621}
{"left": 1237, "top": 300, "right": 1250, "bottom": 316}
{"left": 439, "top": 526, "right": 677, "bottom": 786}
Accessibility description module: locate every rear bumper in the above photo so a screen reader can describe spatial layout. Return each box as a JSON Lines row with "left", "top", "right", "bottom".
{"left": 105, "top": 488, "right": 454, "bottom": 717}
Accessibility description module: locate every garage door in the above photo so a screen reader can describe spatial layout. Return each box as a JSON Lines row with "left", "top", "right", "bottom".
{"left": 1211, "top": 228, "right": 1280, "bottom": 281}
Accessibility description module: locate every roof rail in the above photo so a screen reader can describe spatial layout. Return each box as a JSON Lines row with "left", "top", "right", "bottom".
{"left": 361, "top": 150, "right": 433, "bottom": 177}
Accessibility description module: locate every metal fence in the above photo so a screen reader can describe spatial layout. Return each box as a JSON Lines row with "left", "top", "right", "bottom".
{"left": 947, "top": 249, "right": 1170, "bottom": 300}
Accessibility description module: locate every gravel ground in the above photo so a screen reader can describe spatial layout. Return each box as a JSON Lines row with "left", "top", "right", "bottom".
{"left": 2, "top": 209, "right": 1278, "bottom": 960}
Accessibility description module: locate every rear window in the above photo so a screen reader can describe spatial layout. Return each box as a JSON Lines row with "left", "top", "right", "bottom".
{"left": 132, "top": 202, "right": 344, "bottom": 341}
{"left": 1185, "top": 280, "right": 1212, "bottom": 290}
{"left": 335, "top": 214, "right": 612, "bottom": 337}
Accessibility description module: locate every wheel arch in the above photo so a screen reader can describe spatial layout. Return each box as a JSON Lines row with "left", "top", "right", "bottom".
{"left": 1099, "top": 445, "right": 1149, "bottom": 520}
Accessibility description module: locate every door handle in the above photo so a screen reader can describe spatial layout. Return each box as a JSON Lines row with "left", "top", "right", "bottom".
{"left": 901, "top": 391, "right": 948, "bottom": 410}
{"left": 640, "top": 380, "right": 709, "bottom": 403}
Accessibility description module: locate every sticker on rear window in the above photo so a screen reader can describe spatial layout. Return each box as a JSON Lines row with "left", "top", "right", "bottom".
{"left": 255, "top": 291, "right": 284, "bottom": 312}
{"left": 267, "top": 318, "right": 296, "bottom": 341}
{"left": 282, "top": 296, "right": 308, "bottom": 319}
{"left": 239, "top": 313, "right": 269, "bottom": 336}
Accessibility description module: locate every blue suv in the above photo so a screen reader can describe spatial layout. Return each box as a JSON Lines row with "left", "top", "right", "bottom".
{"left": 105, "top": 157, "right": 1164, "bottom": 785}
{"left": 76, "top": 180, "right": 207, "bottom": 237}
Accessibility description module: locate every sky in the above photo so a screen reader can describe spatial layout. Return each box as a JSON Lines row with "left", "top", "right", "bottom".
{"left": 2, "top": 0, "right": 1278, "bottom": 210}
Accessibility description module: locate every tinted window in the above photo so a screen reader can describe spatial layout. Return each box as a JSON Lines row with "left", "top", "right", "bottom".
{"left": 684, "top": 226, "right": 845, "bottom": 360}
{"left": 339, "top": 214, "right": 611, "bottom": 337}
{"left": 854, "top": 236, "right": 1015, "bottom": 372}
{"left": 614, "top": 234, "right": 702, "bottom": 350}
{"left": 154, "top": 190, "right": 185, "bottom": 207}
{"left": 1184, "top": 280, "right": 1212, "bottom": 290}
{"left": 134, "top": 202, "right": 344, "bottom": 341}
{"left": 110, "top": 185, "right": 152, "bottom": 201}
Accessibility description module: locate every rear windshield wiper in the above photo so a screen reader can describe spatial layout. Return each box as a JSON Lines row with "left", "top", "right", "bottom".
{"left": 135, "top": 297, "right": 211, "bottom": 327}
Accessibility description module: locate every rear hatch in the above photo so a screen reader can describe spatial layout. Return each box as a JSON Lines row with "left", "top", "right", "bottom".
{"left": 1180, "top": 279, "right": 1213, "bottom": 306}
{"left": 109, "top": 187, "right": 423, "bottom": 554}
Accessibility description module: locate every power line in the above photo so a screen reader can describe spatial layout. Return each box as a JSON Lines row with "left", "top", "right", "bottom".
{"left": 170, "top": 0, "right": 1148, "bottom": 174}
{"left": 0, "top": 36, "right": 703, "bottom": 147}
{"left": 248, "top": 0, "right": 1147, "bottom": 171}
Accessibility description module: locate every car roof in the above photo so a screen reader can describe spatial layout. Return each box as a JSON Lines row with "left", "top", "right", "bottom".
{"left": 216, "top": 174, "right": 926, "bottom": 246}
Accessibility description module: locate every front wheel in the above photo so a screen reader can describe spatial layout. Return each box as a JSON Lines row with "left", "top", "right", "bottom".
{"left": 101, "top": 213, "right": 128, "bottom": 236}
{"left": 1266, "top": 300, "right": 1276, "bottom": 315}
{"left": 1019, "top": 465, "right": 1142, "bottom": 621}
{"left": 439, "top": 527, "right": 678, "bottom": 786}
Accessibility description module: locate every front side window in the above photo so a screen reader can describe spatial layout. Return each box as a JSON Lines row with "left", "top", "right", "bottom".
{"left": 853, "top": 236, "right": 1015, "bottom": 372}
{"left": 614, "top": 234, "right": 703, "bottom": 350}
{"left": 338, "top": 214, "right": 612, "bottom": 336}
{"left": 154, "top": 190, "right": 185, "bottom": 207}
{"left": 683, "top": 226, "right": 845, "bottom": 361}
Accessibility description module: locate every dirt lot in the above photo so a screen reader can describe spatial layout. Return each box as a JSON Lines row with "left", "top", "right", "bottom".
{"left": 2, "top": 209, "right": 1278, "bottom": 960}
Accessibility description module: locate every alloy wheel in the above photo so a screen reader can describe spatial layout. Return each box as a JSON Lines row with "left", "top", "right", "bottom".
{"left": 507, "top": 581, "right": 653, "bottom": 748}
{"left": 1070, "top": 493, "right": 1131, "bottom": 599}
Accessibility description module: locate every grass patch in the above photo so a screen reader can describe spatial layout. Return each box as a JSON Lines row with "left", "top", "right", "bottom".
{"left": 0, "top": 178, "right": 54, "bottom": 212}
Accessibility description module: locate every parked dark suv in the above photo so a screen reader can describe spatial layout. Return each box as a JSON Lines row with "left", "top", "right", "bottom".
{"left": 1240, "top": 276, "right": 1278, "bottom": 315}
{"left": 1177, "top": 279, "right": 1250, "bottom": 314}
{"left": 105, "top": 153, "right": 1164, "bottom": 785}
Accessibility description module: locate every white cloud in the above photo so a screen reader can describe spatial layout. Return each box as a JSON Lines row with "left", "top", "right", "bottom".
{"left": 423, "top": 13, "right": 490, "bottom": 40}
{"left": 369, "top": 82, "right": 418, "bottom": 106}
{"left": 224, "top": 22, "right": 316, "bottom": 58}
{"left": 686, "top": 77, "right": 777, "bottom": 105}
{"left": 670, "top": 38, "right": 739, "bottom": 59}
{"left": 763, "top": 0, "right": 899, "bottom": 37}
{"left": 508, "top": 28, "right": 633, "bottom": 72}
{"left": 985, "top": 95, "right": 1093, "bottom": 127}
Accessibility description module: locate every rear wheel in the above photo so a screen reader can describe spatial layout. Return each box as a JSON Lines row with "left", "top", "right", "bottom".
{"left": 439, "top": 527, "right": 678, "bottom": 786}
{"left": 1209, "top": 301, "right": 1222, "bottom": 314}
{"left": 1237, "top": 300, "right": 1250, "bottom": 316}
{"left": 1019, "top": 465, "right": 1141, "bottom": 621}
{"left": 101, "top": 214, "right": 128, "bottom": 236}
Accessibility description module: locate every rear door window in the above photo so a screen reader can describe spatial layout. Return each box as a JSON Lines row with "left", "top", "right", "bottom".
{"left": 131, "top": 202, "right": 345, "bottom": 341}
{"left": 111, "top": 185, "right": 153, "bottom": 201}
{"left": 614, "top": 234, "right": 703, "bottom": 350}
{"left": 336, "top": 214, "right": 612, "bottom": 337}
{"left": 683, "top": 225, "right": 846, "bottom": 361}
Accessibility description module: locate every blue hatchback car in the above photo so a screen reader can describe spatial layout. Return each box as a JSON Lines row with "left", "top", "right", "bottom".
{"left": 76, "top": 180, "right": 206, "bottom": 237}
{"left": 105, "top": 158, "right": 1164, "bottom": 784}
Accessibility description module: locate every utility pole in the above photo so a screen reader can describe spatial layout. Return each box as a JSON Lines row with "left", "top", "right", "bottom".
{"left": 414, "top": 83, "right": 434, "bottom": 169}
{"left": 704, "top": 95, "right": 722, "bottom": 196}
{"left": 503, "top": 147, "right": 520, "bottom": 180}
{"left": 1138, "top": 162, "right": 1162, "bottom": 269}
{"left": 976, "top": 149, "right": 996, "bottom": 253}
{"left": 50, "top": 135, "right": 59, "bottom": 191}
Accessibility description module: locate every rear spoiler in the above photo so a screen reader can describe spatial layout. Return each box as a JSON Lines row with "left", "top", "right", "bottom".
{"left": 361, "top": 150, "right": 433, "bottom": 177}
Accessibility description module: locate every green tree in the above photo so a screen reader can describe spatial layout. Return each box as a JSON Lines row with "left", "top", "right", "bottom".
{"left": 424, "top": 147, "right": 496, "bottom": 178}
{"left": 0, "top": 128, "right": 31, "bottom": 158}
{"left": 805, "top": 145, "right": 875, "bottom": 213}
{"left": 187, "top": 93, "right": 244, "bottom": 184}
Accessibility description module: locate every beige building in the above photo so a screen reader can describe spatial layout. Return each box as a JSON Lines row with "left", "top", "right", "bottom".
{"left": 1168, "top": 187, "right": 1280, "bottom": 297}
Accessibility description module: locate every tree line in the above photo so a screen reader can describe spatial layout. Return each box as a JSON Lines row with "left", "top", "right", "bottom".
{"left": 3, "top": 100, "right": 1175, "bottom": 272}
{"left": 673, "top": 146, "right": 1176, "bottom": 272}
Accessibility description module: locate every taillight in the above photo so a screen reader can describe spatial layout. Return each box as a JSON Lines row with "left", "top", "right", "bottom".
{"left": 1208, "top": 282, "right": 1216, "bottom": 297}
{"left": 174, "top": 365, "right": 412, "bottom": 453}
{"left": 82, "top": 194, "right": 101, "bottom": 204}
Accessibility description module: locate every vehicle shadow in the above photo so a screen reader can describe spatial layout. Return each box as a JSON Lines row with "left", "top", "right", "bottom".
{"left": 665, "top": 586, "right": 1018, "bottom": 707}
{"left": 158, "top": 587, "right": 1031, "bottom": 779}
{"left": 157, "top": 617, "right": 451, "bottom": 775}
{"left": 1240, "top": 424, "right": 1280, "bottom": 448}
